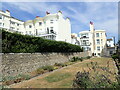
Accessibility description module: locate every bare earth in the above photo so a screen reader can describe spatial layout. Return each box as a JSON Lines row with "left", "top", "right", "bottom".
{"left": 9, "top": 57, "right": 118, "bottom": 88}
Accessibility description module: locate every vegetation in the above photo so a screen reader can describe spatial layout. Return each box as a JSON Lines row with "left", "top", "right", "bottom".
{"left": 45, "top": 73, "right": 71, "bottom": 83}
{"left": 2, "top": 29, "right": 83, "bottom": 53}
{"left": 2, "top": 56, "right": 90, "bottom": 86}
{"left": 73, "top": 60, "right": 120, "bottom": 88}
{"left": 112, "top": 53, "right": 119, "bottom": 61}
{"left": 73, "top": 71, "right": 119, "bottom": 88}
{"left": 2, "top": 74, "right": 30, "bottom": 85}
{"left": 9, "top": 57, "right": 118, "bottom": 88}
{"left": 41, "top": 65, "right": 55, "bottom": 72}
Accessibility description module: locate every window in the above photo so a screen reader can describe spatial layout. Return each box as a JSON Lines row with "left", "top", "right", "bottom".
{"left": 110, "top": 51, "right": 113, "bottom": 54}
{"left": 0, "top": 15, "right": 2, "bottom": 19}
{"left": 29, "top": 31, "right": 31, "bottom": 34}
{"left": 39, "top": 22, "right": 42, "bottom": 26}
{"left": 50, "top": 20, "right": 53, "bottom": 23}
{"left": 81, "top": 33, "right": 88, "bottom": 37}
{"left": 0, "top": 23, "right": 1, "bottom": 25}
{"left": 50, "top": 27, "right": 53, "bottom": 30}
{"left": 102, "top": 46, "right": 103, "bottom": 49}
{"left": 98, "top": 53, "right": 101, "bottom": 56}
{"left": 101, "top": 39, "right": 103, "bottom": 44}
{"left": 10, "top": 27, "right": 13, "bottom": 29}
{"left": 82, "top": 40, "right": 89, "bottom": 45}
{"left": 97, "top": 46, "right": 100, "bottom": 51}
{"left": 101, "top": 33, "right": 102, "bottom": 36}
{"left": 96, "top": 33, "right": 99, "bottom": 37}
{"left": 17, "top": 24, "right": 19, "bottom": 26}
{"left": 10, "top": 21, "right": 15, "bottom": 24}
{"left": 47, "top": 27, "right": 49, "bottom": 34}
{"left": 29, "top": 25, "right": 32, "bottom": 28}
{"left": 97, "top": 39, "right": 100, "bottom": 44}
{"left": 36, "top": 29, "right": 38, "bottom": 35}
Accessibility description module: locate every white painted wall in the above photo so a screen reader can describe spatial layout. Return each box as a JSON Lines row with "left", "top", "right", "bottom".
{"left": 0, "top": 10, "right": 71, "bottom": 43}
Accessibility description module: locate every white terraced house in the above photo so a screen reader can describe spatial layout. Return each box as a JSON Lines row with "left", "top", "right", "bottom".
{"left": 0, "top": 10, "right": 71, "bottom": 43}
{"left": 79, "top": 21, "right": 107, "bottom": 57}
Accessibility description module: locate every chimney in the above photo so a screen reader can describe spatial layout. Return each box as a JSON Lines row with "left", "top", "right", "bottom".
{"left": 6, "top": 10, "right": 10, "bottom": 16}
{"left": 36, "top": 16, "right": 39, "bottom": 18}
{"left": 90, "top": 21, "right": 94, "bottom": 32}
{"left": 58, "top": 10, "right": 62, "bottom": 14}
{"left": 46, "top": 11, "right": 50, "bottom": 15}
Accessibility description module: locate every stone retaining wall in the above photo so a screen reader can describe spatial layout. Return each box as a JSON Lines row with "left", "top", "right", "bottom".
{"left": 1, "top": 52, "right": 90, "bottom": 77}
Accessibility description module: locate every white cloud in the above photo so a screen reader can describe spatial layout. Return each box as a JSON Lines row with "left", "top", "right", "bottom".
{"left": 2, "top": 2, "right": 118, "bottom": 40}
{"left": 6, "top": 2, "right": 60, "bottom": 15}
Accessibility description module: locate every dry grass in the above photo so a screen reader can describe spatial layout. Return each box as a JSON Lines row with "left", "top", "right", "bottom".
{"left": 9, "top": 57, "right": 118, "bottom": 88}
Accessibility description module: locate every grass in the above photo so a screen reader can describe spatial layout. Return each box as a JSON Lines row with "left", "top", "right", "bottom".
{"left": 9, "top": 57, "right": 118, "bottom": 88}
{"left": 45, "top": 73, "right": 71, "bottom": 83}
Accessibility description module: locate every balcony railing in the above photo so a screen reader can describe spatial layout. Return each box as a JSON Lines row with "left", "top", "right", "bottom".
{"left": 36, "top": 33, "right": 56, "bottom": 40}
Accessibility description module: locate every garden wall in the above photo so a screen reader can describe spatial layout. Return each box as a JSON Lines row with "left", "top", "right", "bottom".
{"left": 2, "top": 52, "right": 90, "bottom": 77}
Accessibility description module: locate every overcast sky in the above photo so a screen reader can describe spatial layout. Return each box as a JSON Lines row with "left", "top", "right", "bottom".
{"left": 1, "top": 2, "right": 118, "bottom": 42}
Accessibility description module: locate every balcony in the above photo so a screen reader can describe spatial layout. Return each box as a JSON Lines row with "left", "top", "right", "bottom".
{"left": 36, "top": 33, "right": 56, "bottom": 40}
{"left": 80, "top": 36, "right": 89, "bottom": 39}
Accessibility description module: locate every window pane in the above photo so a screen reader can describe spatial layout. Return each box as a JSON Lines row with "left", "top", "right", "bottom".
{"left": 96, "top": 33, "right": 99, "bottom": 37}
{"left": 97, "top": 39, "right": 100, "bottom": 44}
{"left": 39, "top": 22, "right": 42, "bottom": 25}
{"left": 97, "top": 46, "right": 100, "bottom": 51}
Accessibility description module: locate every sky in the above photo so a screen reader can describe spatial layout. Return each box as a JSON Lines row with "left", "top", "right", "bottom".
{"left": 1, "top": 1, "right": 119, "bottom": 42}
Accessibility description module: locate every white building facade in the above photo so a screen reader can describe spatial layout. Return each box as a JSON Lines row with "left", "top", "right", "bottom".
{"left": 0, "top": 10, "right": 71, "bottom": 43}
{"left": 79, "top": 21, "right": 107, "bottom": 56}
{"left": 107, "top": 37, "right": 115, "bottom": 47}
{"left": 71, "top": 33, "right": 80, "bottom": 45}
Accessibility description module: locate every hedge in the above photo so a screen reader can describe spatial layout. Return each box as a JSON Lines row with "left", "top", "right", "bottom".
{"left": 1, "top": 29, "right": 83, "bottom": 53}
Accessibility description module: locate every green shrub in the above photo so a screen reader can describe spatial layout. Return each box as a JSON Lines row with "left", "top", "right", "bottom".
{"left": 2, "top": 74, "right": 30, "bottom": 82}
{"left": 36, "top": 68, "right": 45, "bottom": 74}
{"left": 41, "top": 65, "right": 54, "bottom": 71}
{"left": 70, "top": 57, "right": 83, "bottom": 62}
{"left": 2, "top": 29, "right": 83, "bottom": 53}
{"left": 112, "top": 54, "right": 119, "bottom": 60}
{"left": 86, "top": 56, "right": 91, "bottom": 59}
{"left": 54, "top": 63, "right": 66, "bottom": 67}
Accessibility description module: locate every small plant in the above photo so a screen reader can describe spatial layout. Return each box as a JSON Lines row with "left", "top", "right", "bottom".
{"left": 73, "top": 71, "right": 91, "bottom": 88}
{"left": 41, "top": 65, "right": 54, "bottom": 71}
{"left": 79, "top": 57, "right": 83, "bottom": 62}
{"left": 70, "top": 56, "right": 83, "bottom": 62}
{"left": 112, "top": 54, "right": 119, "bottom": 60}
{"left": 36, "top": 68, "right": 45, "bottom": 74}
{"left": 2, "top": 74, "right": 31, "bottom": 85}
{"left": 86, "top": 56, "right": 91, "bottom": 59}
{"left": 54, "top": 63, "right": 66, "bottom": 67}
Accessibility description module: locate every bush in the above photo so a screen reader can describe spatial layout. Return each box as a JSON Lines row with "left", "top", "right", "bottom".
{"left": 41, "top": 66, "right": 54, "bottom": 71}
{"left": 86, "top": 56, "right": 91, "bottom": 59}
{"left": 70, "top": 57, "right": 83, "bottom": 62}
{"left": 73, "top": 71, "right": 91, "bottom": 88}
{"left": 112, "top": 54, "right": 119, "bottom": 60}
{"left": 36, "top": 68, "right": 45, "bottom": 74}
{"left": 2, "top": 74, "right": 30, "bottom": 82}
{"left": 2, "top": 29, "right": 83, "bottom": 53}
{"left": 54, "top": 63, "right": 66, "bottom": 67}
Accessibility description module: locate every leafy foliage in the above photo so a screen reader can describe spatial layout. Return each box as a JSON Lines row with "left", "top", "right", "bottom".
{"left": 70, "top": 56, "right": 83, "bottom": 62}
{"left": 2, "top": 29, "right": 83, "bottom": 53}
{"left": 112, "top": 54, "right": 119, "bottom": 60}
{"left": 41, "top": 65, "right": 55, "bottom": 71}
{"left": 73, "top": 62, "right": 120, "bottom": 88}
